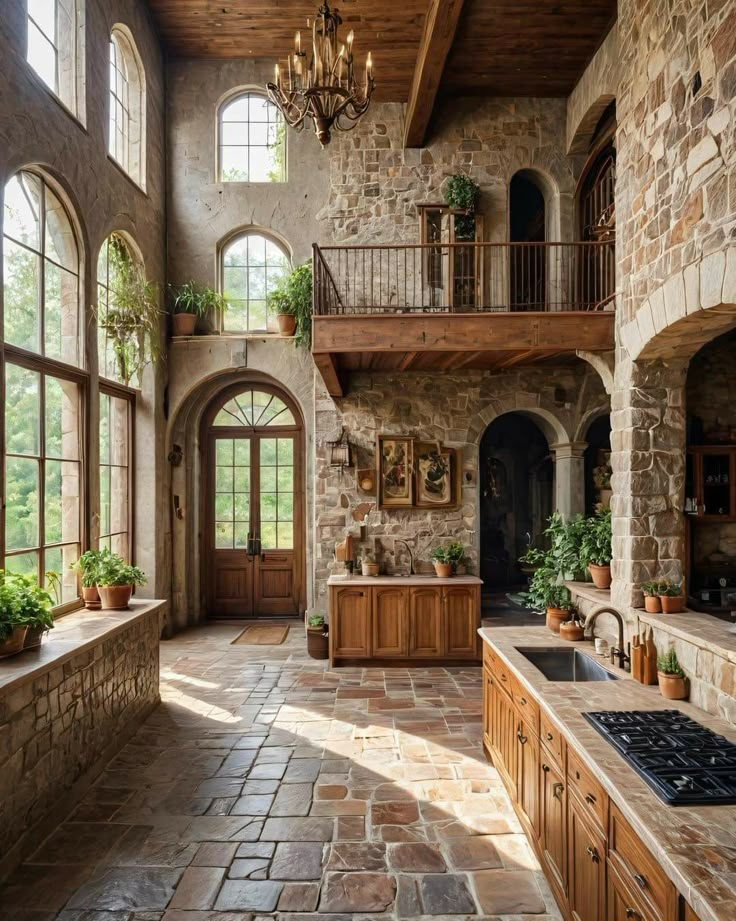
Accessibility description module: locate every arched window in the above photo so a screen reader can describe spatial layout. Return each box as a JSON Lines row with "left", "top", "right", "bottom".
{"left": 2, "top": 169, "right": 84, "bottom": 607}
{"left": 218, "top": 91, "right": 285, "bottom": 182}
{"left": 27, "top": 0, "right": 83, "bottom": 116}
{"left": 221, "top": 231, "right": 291, "bottom": 332}
{"left": 109, "top": 25, "right": 146, "bottom": 187}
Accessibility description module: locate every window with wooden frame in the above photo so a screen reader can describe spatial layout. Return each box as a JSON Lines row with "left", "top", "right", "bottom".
{"left": 220, "top": 231, "right": 291, "bottom": 332}
{"left": 26, "top": 0, "right": 84, "bottom": 117}
{"left": 2, "top": 169, "right": 85, "bottom": 610}
{"left": 218, "top": 91, "right": 286, "bottom": 183}
{"left": 99, "top": 387, "right": 133, "bottom": 560}
{"left": 109, "top": 25, "right": 146, "bottom": 188}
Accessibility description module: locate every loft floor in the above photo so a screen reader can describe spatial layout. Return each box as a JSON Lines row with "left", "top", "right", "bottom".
{"left": 1, "top": 619, "right": 559, "bottom": 917}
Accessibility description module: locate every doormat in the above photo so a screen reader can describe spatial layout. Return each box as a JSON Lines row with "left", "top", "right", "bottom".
{"left": 232, "top": 624, "right": 290, "bottom": 646}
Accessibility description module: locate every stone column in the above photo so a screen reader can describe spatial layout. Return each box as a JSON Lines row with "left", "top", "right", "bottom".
{"left": 551, "top": 442, "right": 588, "bottom": 519}
{"left": 610, "top": 353, "right": 688, "bottom": 608}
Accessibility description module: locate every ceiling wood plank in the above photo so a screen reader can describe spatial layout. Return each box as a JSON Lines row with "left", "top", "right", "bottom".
{"left": 404, "top": 0, "right": 466, "bottom": 147}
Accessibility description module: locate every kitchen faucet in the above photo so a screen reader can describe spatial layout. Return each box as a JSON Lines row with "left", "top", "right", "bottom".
{"left": 584, "top": 606, "right": 630, "bottom": 670}
{"left": 394, "top": 539, "right": 415, "bottom": 575}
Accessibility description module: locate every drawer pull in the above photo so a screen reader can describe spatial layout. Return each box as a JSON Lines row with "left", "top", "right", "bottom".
{"left": 552, "top": 782, "right": 564, "bottom": 801}
{"left": 633, "top": 873, "right": 648, "bottom": 890}
{"left": 520, "top": 696, "right": 528, "bottom": 705}
{"left": 542, "top": 763, "right": 550, "bottom": 773}
{"left": 500, "top": 674, "right": 508, "bottom": 682}
{"left": 546, "top": 732, "right": 554, "bottom": 741}
{"left": 585, "top": 793, "right": 597, "bottom": 806}
{"left": 625, "top": 910, "right": 641, "bottom": 920}
{"left": 517, "top": 728, "right": 528, "bottom": 745}
{"left": 586, "top": 845, "right": 600, "bottom": 863}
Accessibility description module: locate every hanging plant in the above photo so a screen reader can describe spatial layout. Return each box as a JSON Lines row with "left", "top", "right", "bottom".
{"left": 444, "top": 174, "right": 480, "bottom": 241}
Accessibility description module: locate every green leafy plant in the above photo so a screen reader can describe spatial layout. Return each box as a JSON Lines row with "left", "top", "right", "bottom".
{"left": 0, "top": 570, "right": 54, "bottom": 637}
{"left": 545, "top": 512, "right": 588, "bottom": 579}
{"left": 657, "top": 648, "right": 685, "bottom": 677}
{"left": 95, "top": 551, "right": 147, "bottom": 588}
{"left": 72, "top": 549, "right": 106, "bottom": 588}
{"left": 0, "top": 574, "right": 26, "bottom": 640}
{"left": 444, "top": 174, "right": 481, "bottom": 241}
{"left": 170, "top": 280, "right": 226, "bottom": 318}
{"left": 580, "top": 508, "right": 612, "bottom": 568}
{"left": 658, "top": 579, "right": 683, "bottom": 597}
{"left": 267, "top": 263, "right": 313, "bottom": 348}
{"left": 519, "top": 549, "right": 575, "bottom": 613}
{"left": 308, "top": 613, "right": 325, "bottom": 628}
{"left": 641, "top": 579, "right": 665, "bottom": 597}
{"left": 431, "top": 542, "right": 466, "bottom": 571}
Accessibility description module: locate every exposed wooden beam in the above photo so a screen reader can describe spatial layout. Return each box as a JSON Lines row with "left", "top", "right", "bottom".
{"left": 493, "top": 348, "right": 539, "bottom": 370}
{"left": 398, "top": 351, "right": 419, "bottom": 370}
{"left": 313, "top": 353, "right": 345, "bottom": 399}
{"left": 403, "top": 0, "right": 466, "bottom": 148}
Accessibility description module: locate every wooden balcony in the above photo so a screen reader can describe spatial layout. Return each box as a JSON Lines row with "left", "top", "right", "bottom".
{"left": 312, "top": 241, "right": 615, "bottom": 397}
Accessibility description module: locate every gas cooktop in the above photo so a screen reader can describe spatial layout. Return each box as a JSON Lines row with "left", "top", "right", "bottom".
{"left": 584, "top": 710, "right": 736, "bottom": 806}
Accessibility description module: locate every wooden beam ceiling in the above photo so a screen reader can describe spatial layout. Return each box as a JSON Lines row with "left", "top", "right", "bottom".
{"left": 403, "top": 0, "right": 465, "bottom": 147}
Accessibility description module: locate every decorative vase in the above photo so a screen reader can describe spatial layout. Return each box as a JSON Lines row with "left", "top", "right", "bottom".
{"left": 546, "top": 608, "right": 568, "bottom": 633}
{"left": 306, "top": 626, "right": 329, "bottom": 660}
{"left": 277, "top": 313, "right": 297, "bottom": 336}
{"left": 98, "top": 584, "right": 133, "bottom": 610}
{"left": 588, "top": 563, "right": 612, "bottom": 590}
{"left": 82, "top": 586, "right": 102, "bottom": 610}
{"left": 660, "top": 595, "right": 685, "bottom": 614}
{"left": 433, "top": 562, "right": 453, "bottom": 578}
{"left": 658, "top": 672, "right": 688, "bottom": 700}
{"left": 361, "top": 562, "right": 380, "bottom": 577}
{"left": 559, "top": 620, "right": 585, "bottom": 642}
{"left": 644, "top": 594, "right": 662, "bottom": 614}
{"left": 23, "top": 625, "right": 46, "bottom": 650}
{"left": 0, "top": 626, "right": 28, "bottom": 659}
{"left": 172, "top": 313, "right": 197, "bottom": 337}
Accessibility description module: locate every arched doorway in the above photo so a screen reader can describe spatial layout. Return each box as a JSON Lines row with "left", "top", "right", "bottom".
{"left": 202, "top": 382, "right": 305, "bottom": 618}
{"left": 509, "top": 171, "right": 547, "bottom": 310}
{"left": 479, "top": 414, "right": 553, "bottom": 590}
{"left": 584, "top": 414, "right": 612, "bottom": 515}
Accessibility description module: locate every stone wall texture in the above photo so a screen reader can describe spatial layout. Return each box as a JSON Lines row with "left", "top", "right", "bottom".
{"left": 0, "top": 612, "right": 160, "bottom": 876}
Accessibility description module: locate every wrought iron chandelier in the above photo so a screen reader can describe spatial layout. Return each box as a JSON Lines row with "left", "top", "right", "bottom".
{"left": 266, "top": 2, "right": 375, "bottom": 148}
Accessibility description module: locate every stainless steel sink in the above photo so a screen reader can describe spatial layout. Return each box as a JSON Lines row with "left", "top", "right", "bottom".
{"left": 515, "top": 646, "right": 619, "bottom": 682}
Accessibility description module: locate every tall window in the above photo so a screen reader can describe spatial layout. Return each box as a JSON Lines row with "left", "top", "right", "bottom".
{"left": 221, "top": 232, "right": 290, "bottom": 332}
{"left": 109, "top": 26, "right": 146, "bottom": 188}
{"left": 2, "top": 170, "right": 84, "bottom": 608}
{"left": 99, "top": 390, "right": 132, "bottom": 559}
{"left": 219, "top": 92, "right": 285, "bottom": 182}
{"left": 97, "top": 232, "right": 143, "bottom": 383}
{"left": 26, "top": 0, "right": 82, "bottom": 116}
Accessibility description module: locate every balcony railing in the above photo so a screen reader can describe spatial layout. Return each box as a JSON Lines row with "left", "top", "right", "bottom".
{"left": 313, "top": 241, "right": 615, "bottom": 316}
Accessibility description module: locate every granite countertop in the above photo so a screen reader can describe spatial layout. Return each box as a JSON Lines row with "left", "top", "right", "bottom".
{"left": 479, "top": 625, "right": 736, "bottom": 921}
{"left": 327, "top": 574, "right": 483, "bottom": 586}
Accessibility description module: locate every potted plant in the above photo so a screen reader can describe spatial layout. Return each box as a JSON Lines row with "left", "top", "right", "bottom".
{"left": 444, "top": 174, "right": 481, "bottom": 241}
{"left": 10, "top": 571, "right": 55, "bottom": 649}
{"left": 641, "top": 579, "right": 664, "bottom": 613}
{"left": 360, "top": 553, "right": 380, "bottom": 577}
{"left": 657, "top": 648, "right": 688, "bottom": 700}
{"left": 444, "top": 541, "right": 467, "bottom": 574}
{"left": 543, "top": 512, "right": 587, "bottom": 581}
{"left": 95, "top": 552, "right": 147, "bottom": 610}
{"left": 658, "top": 580, "right": 685, "bottom": 614}
{"left": 267, "top": 263, "right": 313, "bottom": 346}
{"left": 559, "top": 608, "right": 585, "bottom": 642}
{"left": 519, "top": 548, "right": 575, "bottom": 632}
{"left": 580, "top": 508, "right": 612, "bottom": 589}
{"left": 267, "top": 285, "right": 297, "bottom": 337}
{"left": 72, "top": 549, "right": 105, "bottom": 609}
{"left": 431, "top": 542, "right": 466, "bottom": 578}
{"left": 170, "top": 280, "right": 227, "bottom": 337}
{"left": 306, "top": 612, "right": 329, "bottom": 660}
{"left": 0, "top": 572, "right": 28, "bottom": 658}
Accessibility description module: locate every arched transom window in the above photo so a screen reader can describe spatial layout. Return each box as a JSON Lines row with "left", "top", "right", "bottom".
{"left": 221, "top": 231, "right": 291, "bottom": 332}
{"left": 219, "top": 92, "right": 285, "bottom": 183}
{"left": 109, "top": 25, "right": 146, "bottom": 188}
{"left": 213, "top": 391, "right": 296, "bottom": 428}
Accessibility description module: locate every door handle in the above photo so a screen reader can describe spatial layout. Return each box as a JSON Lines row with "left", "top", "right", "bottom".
{"left": 517, "top": 727, "right": 528, "bottom": 745}
{"left": 552, "top": 782, "right": 564, "bottom": 801}
{"left": 633, "top": 873, "right": 648, "bottom": 890}
{"left": 586, "top": 845, "right": 599, "bottom": 863}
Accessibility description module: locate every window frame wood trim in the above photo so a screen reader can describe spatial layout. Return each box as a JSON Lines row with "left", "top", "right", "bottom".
{"left": 99, "top": 379, "right": 136, "bottom": 566}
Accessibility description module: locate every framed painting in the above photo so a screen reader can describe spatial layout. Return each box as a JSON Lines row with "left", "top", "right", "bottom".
{"left": 415, "top": 442, "right": 459, "bottom": 508}
{"left": 377, "top": 436, "right": 414, "bottom": 508}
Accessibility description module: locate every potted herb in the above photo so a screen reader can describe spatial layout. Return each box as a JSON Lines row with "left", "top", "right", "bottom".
{"left": 268, "top": 285, "right": 297, "bottom": 337}
{"left": 641, "top": 580, "right": 664, "bottom": 614}
{"left": 519, "top": 547, "right": 575, "bottom": 633}
{"left": 580, "top": 508, "right": 613, "bottom": 589}
{"left": 267, "top": 263, "right": 313, "bottom": 345}
{"left": 72, "top": 550, "right": 105, "bottom": 609}
{"left": 658, "top": 580, "right": 685, "bottom": 614}
{"left": 444, "top": 541, "right": 467, "bottom": 573}
{"left": 95, "top": 552, "right": 147, "bottom": 610}
{"left": 0, "top": 573, "right": 27, "bottom": 658}
{"left": 10, "top": 571, "right": 55, "bottom": 649}
{"left": 657, "top": 648, "right": 688, "bottom": 700}
{"left": 170, "top": 280, "right": 226, "bottom": 337}
{"left": 431, "top": 542, "right": 466, "bottom": 578}
{"left": 306, "top": 611, "right": 329, "bottom": 660}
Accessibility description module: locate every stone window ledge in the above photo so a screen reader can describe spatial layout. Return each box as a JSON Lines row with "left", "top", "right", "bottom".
{"left": 0, "top": 600, "right": 166, "bottom": 697}
{"left": 567, "top": 582, "right": 736, "bottom": 664}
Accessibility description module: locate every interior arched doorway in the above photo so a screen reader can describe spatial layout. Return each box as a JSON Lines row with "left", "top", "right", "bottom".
{"left": 509, "top": 171, "right": 547, "bottom": 310}
{"left": 479, "top": 413, "right": 553, "bottom": 591}
{"left": 583, "top": 414, "right": 612, "bottom": 514}
{"left": 201, "top": 382, "right": 305, "bottom": 618}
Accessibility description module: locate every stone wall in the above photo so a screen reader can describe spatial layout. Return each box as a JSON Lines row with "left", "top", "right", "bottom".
{"left": 0, "top": 608, "right": 161, "bottom": 879}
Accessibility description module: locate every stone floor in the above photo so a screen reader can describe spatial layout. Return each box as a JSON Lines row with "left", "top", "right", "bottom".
{"left": 2, "top": 613, "right": 560, "bottom": 920}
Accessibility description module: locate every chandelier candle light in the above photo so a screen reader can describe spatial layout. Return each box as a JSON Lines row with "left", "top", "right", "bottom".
{"left": 267, "top": 2, "right": 375, "bottom": 148}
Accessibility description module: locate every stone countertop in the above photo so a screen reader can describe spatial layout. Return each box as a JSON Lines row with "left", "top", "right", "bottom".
{"left": 327, "top": 574, "right": 483, "bottom": 586}
{"left": 479, "top": 625, "right": 736, "bottom": 921}
{"left": 0, "top": 600, "right": 166, "bottom": 696}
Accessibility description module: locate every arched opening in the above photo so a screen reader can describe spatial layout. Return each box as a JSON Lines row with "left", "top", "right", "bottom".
{"left": 583, "top": 414, "right": 612, "bottom": 515}
{"left": 217, "top": 88, "right": 286, "bottom": 183}
{"left": 109, "top": 24, "right": 146, "bottom": 188}
{"left": 509, "top": 171, "right": 546, "bottom": 310}
{"left": 479, "top": 413, "right": 553, "bottom": 593}
{"left": 219, "top": 227, "right": 292, "bottom": 333}
{"left": 200, "top": 381, "right": 305, "bottom": 618}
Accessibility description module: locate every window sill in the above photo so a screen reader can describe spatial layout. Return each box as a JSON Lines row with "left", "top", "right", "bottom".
{"left": 107, "top": 154, "right": 147, "bottom": 196}
{"left": 0, "top": 599, "right": 165, "bottom": 697}
{"left": 170, "top": 332, "right": 294, "bottom": 341}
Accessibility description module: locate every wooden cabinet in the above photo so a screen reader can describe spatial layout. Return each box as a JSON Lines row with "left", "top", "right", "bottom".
{"left": 608, "top": 859, "right": 657, "bottom": 921}
{"left": 540, "top": 754, "right": 567, "bottom": 901}
{"left": 568, "top": 792, "right": 606, "bottom": 921}
{"left": 482, "top": 668, "right": 494, "bottom": 752}
{"left": 515, "top": 715, "right": 540, "bottom": 837}
{"left": 609, "top": 805, "right": 676, "bottom": 921}
{"left": 491, "top": 676, "right": 518, "bottom": 795}
{"left": 330, "top": 586, "right": 370, "bottom": 659}
{"left": 409, "top": 587, "right": 444, "bottom": 657}
{"left": 444, "top": 585, "right": 478, "bottom": 656}
{"left": 372, "top": 586, "right": 407, "bottom": 657}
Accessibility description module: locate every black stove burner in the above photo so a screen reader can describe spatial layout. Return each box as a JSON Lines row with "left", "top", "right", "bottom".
{"left": 584, "top": 710, "right": 736, "bottom": 805}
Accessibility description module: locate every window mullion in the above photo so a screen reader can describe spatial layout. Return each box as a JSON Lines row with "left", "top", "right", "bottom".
{"left": 39, "top": 371, "right": 46, "bottom": 587}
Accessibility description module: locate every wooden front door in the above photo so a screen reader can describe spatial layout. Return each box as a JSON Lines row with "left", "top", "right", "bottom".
{"left": 205, "top": 386, "right": 303, "bottom": 618}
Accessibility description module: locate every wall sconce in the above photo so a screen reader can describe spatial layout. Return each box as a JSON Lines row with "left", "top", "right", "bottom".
{"left": 328, "top": 427, "right": 353, "bottom": 473}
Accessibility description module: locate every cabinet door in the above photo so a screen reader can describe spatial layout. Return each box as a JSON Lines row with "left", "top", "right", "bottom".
{"left": 443, "top": 586, "right": 478, "bottom": 657}
{"left": 515, "top": 716, "right": 540, "bottom": 838}
{"left": 607, "top": 860, "right": 656, "bottom": 921}
{"left": 540, "top": 755, "right": 567, "bottom": 902}
{"left": 331, "top": 587, "right": 370, "bottom": 658}
{"left": 409, "top": 587, "right": 443, "bottom": 656}
{"left": 372, "top": 587, "right": 407, "bottom": 657}
{"left": 483, "top": 667, "right": 494, "bottom": 751}
{"left": 494, "top": 686, "right": 518, "bottom": 796}
{"left": 568, "top": 793, "right": 605, "bottom": 921}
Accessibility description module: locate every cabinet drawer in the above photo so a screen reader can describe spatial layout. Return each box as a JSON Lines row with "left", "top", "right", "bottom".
{"left": 483, "top": 643, "right": 497, "bottom": 672}
{"left": 540, "top": 713, "right": 565, "bottom": 769}
{"left": 609, "top": 804, "right": 675, "bottom": 921}
{"left": 510, "top": 674, "right": 539, "bottom": 733}
{"left": 568, "top": 747, "right": 607, "bottom": 834}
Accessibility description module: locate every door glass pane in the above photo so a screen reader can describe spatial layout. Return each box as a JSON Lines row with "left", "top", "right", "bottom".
{"left": 214, "top": 437, "right": 249, "bottom": 549}
{"left": 259, "top": 436, "right": 294, "bottom": 550}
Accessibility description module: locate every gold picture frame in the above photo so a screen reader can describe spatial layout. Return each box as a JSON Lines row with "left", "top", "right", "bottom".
{"left": 377, "top": 436, "right": 414, "bottom": 508}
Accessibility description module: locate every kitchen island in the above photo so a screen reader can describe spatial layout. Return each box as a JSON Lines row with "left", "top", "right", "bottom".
{"left": 327, "top": 574, "right": 482, "bottom": 667}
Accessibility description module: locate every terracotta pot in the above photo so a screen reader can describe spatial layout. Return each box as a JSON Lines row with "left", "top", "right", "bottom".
{"left": 23, "top": 625, "right": 46, "bottom": 650}
{"left": 559, "top": 620, "right": 585, "bottom": 642}
{"left": 277, "top": 313, "right": 297, "bottom": 336}
{"left": 546, "top": 608, "right": 568, "bottom": 633}
{"left": 172, "top": 312, "right": 197, "bottom": 337}
{"left": 306, "top": 627, "right": 329, "bottom": 660}
{"left": 658, "top": 672, "right": 688, "bottom": 700}
{"left": 0, "top": 626, "right": 28, "bottom": 659}
{"left": 98, "top": 584, "right": 133, "bottom": 610}
{"left": 82, "top": 586, "right": 102, "bottom": 610}
{"left": 660, "top": 595, "right": 685, "bottom": 614}
{"left": 433, "top": 562, "right": 453, "bottom": 578}
{"left": 644, "top": 594, "right": 662, "bottom": 614}
{"left": 588, "top": 563, "right": 612, "bottom": 590}
{"left": 361, "top": 562, "right": 380, "bottom": 577}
